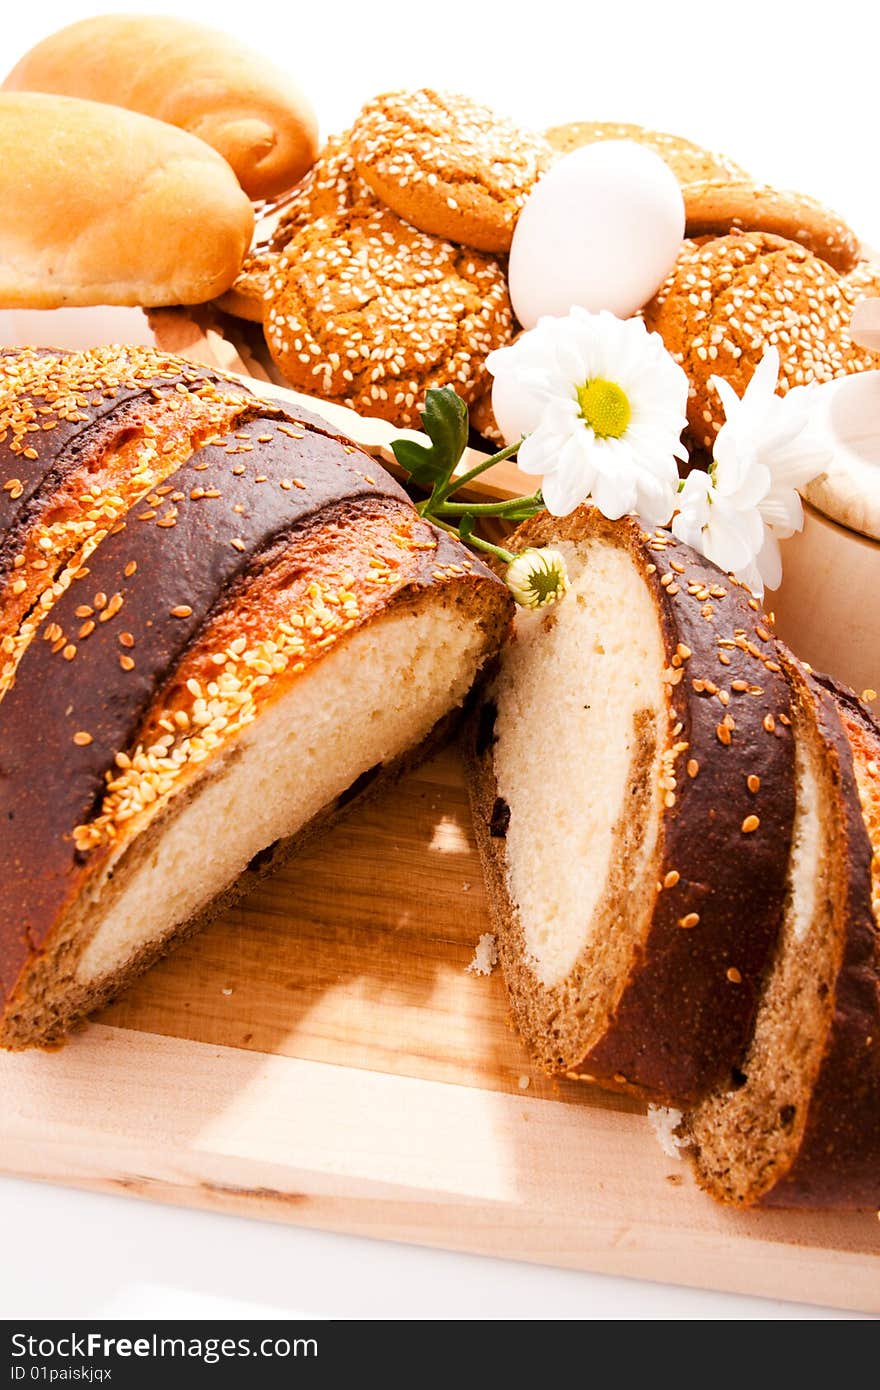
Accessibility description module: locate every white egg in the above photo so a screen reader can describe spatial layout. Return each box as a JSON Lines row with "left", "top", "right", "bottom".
{"left": 508, "top": 140, "right": 685, "bottom": 328}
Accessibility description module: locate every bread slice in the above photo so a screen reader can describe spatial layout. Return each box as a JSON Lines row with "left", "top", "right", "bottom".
{"left": 0, "top": 347, "right": 512, "bottom": 1048}
{"left": 684, "top": 660, "right": 880, "bottom": 1207}
{"left": 467, "top": 507, "right": 796, "bottom": 1104}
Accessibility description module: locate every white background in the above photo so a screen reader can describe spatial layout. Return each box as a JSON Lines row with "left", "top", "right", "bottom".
{"left": 1, "top": 0, "right": 876, "bottom": 1322}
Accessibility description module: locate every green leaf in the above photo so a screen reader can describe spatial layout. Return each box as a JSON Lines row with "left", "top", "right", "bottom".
{"left": 391, "top": 438, "right": 443, "bottom": 487}
{"left": 458, "top": 512, "right": 475, "bottom": 543}
{"left": 391, "top": 387, "right": 469, "bottom": 492}
{"left": 422, "top": 387, "right": 469, "bottom": 477}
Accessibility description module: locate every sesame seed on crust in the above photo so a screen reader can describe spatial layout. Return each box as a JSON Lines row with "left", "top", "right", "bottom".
{"left": 71, "top": 513, "right": 442, "bottom": 854}
{"left": 0, "top": 350, "right": 250, "bottom": 699}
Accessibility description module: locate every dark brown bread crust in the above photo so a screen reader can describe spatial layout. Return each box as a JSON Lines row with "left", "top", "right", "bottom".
{"left": 0, "top": 407, "right": 418, "bottom": 1003}
{"left": 761, "top": 672, "right": 880, "bottom": 1208}
{"left": 468, "top": 509, "right": 796, "bottom": 1103}
{"left": 0, "top": 354, "right": 242, "bottom": 541}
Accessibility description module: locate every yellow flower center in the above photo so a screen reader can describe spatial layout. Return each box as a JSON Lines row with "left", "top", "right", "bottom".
{"left": 576, "top": 379, "right": 631, "bottom": 439}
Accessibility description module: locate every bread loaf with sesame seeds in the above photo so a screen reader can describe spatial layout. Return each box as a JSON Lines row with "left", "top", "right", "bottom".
{"left": 683, "top": 659, "right": 880, "bottom": 1208}
{"left": 0, "top": 92, "right": 253, "bottom": 309}
{"left": 466, "top": 506, "right": 797, "bottom": 1105}
{"left": 0, "top": 348, "right": 254, "bottom": 691}
{"left": 0, "top": 345, "right": 512, "bottom": 1049}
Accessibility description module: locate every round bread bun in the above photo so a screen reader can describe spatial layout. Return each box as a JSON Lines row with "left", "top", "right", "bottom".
{"left": 0, "top": 93, "right": 254, "bottom": 309}
{"left": 3, "top": 15, "right": 319, "bottom": 200}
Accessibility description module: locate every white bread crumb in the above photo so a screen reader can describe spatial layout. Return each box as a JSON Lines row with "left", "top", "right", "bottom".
{"left": 647, "top": 1105, "right": 684, "bottom": 1159}
{"left": 466, "top": 932, "right": 498, "bottom": 976}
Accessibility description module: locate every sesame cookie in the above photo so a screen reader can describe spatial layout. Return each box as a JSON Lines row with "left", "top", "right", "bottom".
{"left": 842, "top": 258, "right": 880, "bottom": 303}
{"left": 217, "top": 135, "right": 380, "bottom": 323}
{"left": 269, "top": 133, "right": 379, "bottom": 251}
{"left": 545, "top": 121, "right": 747, "bottom": 186}
{"left": 684, "top": 181, "right": 860, "bottom": 273}
{"left": 841, "top": 260, "right": 880, "bottom": 358}
{"left": 643, "top": 232, "right": 878, "bottom": 449}
{"left": 349, "top": 90, "right": 553, "bottom": 253}
{"left": 264, "top": 207, "right": 514, "bottom": 427}
{"left": 216, "top": 248, "right": 273, "bottom": 322}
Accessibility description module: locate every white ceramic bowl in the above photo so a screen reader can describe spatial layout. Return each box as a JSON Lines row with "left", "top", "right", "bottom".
{"left": 774, "top": 371, "right": 880, "bottom": 714}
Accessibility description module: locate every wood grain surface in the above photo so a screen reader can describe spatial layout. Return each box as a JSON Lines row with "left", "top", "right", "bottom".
{"left": 0, "top": 746, "right": 879, "bottom": 1312}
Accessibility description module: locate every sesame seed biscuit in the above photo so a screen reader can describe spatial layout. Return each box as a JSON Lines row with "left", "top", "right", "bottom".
{"left": 216, "top": 249, "right": 274, "bottom": 323}
{"left": 841, "top": 258, "right": 880, "bottom": 304}
{"left": 349, "top": 90, "right": 553, "bottom": 253}
{"left": 264, "top": 207, "right": 514, "bottom": 427}
{"left": 643, "top": 232, "right": 879, "bottom": 450}
{"left": 684, "top": 182, "right": 860, "bottom": 274}
{"left": 545, "top": 121, "right": 747, "bottom": 186}
{"left": 217, "top": 134, "right": 380, "bottom": 323}
{"left": 269, "top": 132, "right": 378, "bottom": 249}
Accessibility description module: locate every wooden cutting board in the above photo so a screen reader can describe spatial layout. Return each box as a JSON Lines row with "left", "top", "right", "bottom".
{"left": 1, "top": 309, "right": 878, "bottom": 1315}
{"left": 0, "top": 744, "right": 879, "bottom": 1314}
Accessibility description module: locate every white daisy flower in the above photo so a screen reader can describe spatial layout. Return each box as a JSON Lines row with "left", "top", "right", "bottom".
{"left": 506, "top": 548, "right": 570, "bottom": 609}
{"left": 487, "top": 308, "right": 689, "bottom": 527}
{"left": 673, "top": 348, "right": 832, "bottom": 597}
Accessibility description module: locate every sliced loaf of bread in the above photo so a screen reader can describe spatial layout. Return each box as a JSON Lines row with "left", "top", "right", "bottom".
{"left": 684, "top": 660, "right": 880, "bottom": 1207}
{"left": 467, "top": 507, "right": 796, "bottom": 1104}
{"left": 0, "top": 345, "right": 513, "bottom": 1048}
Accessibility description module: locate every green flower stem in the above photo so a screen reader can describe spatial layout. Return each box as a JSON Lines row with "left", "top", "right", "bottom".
{"left": 432, "top": 490, "right": 543, "bottom": 518}
{"left": 458, "top": 534, "right": 517, "bottom": 564}
{"left": 429, "top": 515, "right": 516, "bottom": 566}
{"left": 428, "top": 437, "right": 525, "bottom": 507}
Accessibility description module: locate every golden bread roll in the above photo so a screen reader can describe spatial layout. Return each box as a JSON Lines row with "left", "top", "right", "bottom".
{"left": 4, "top": 15, "right": 319, "bottom": 200}
{"left": 0, "top": 93, "right": 254, "bottom": 308}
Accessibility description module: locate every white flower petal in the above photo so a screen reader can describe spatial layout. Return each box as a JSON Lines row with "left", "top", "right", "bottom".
{"left": 541, "top": 460, "right": 595, "bottom": 516}
{"left": 686, "top": 346, "right": 830, "bottom": 592}
{"left": 737, "top": 347, "right": 781, "bottom": 431}
{"left": 592, "top": 470, "right": 636, "bottom": 519}
{"left": 759, "top": 488, "right": 804, "bottom": 537}
{"left": 736, "top": 558, "right": 765, "bottom": 601}
{"left": 704, "top": 504, "right": 762, "bottom": 574}
{"left": 636, "top": 472, "right": 678, "bottom": 528}
{"left": 755, "top": 530, "right": 783, "bottom": 591}
{"left": 490, "top": 369, "right": 546, "bottom": 444}
{"left": 709, "top": 373, "right": 743, "bottom": 424}
{"left": 516, "top": 412, "right": 572, "bottom": 474}
{"left": 491, "top": 308, "right": 697, "bottom": 527}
